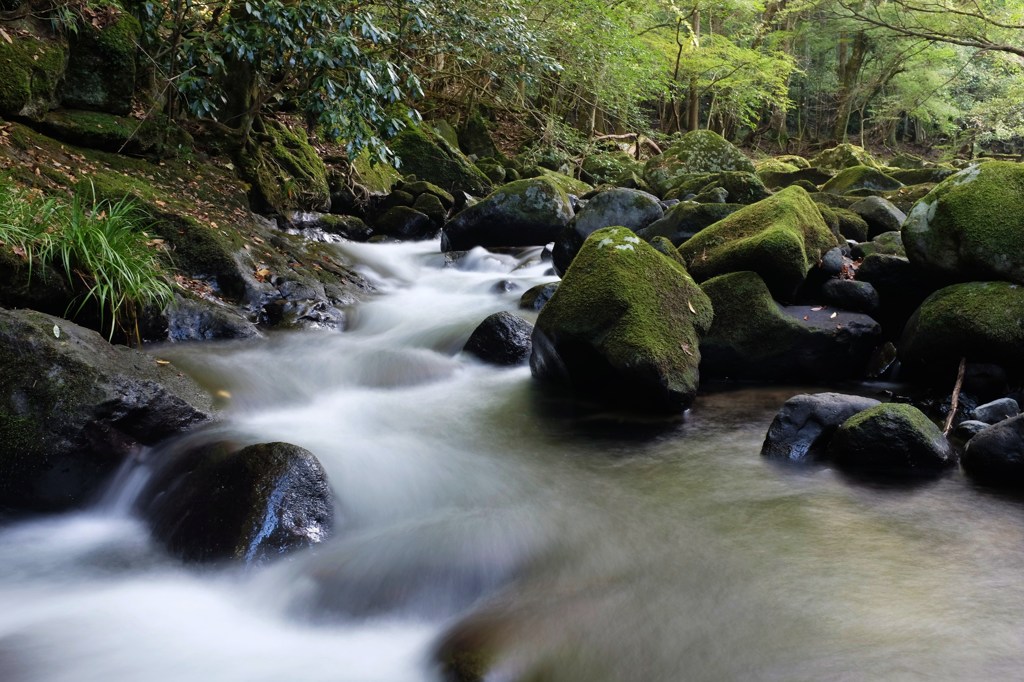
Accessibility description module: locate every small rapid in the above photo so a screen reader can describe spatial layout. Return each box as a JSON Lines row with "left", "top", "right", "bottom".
{"left": 2, "top": 239, "right": 1024, "bottom": 681}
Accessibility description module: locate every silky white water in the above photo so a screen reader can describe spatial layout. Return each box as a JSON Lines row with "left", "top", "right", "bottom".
{"left": 2, "top": 239, "right": 1023, "bottom": 681}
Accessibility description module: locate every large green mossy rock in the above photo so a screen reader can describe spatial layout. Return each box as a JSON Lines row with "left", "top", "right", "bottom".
{"left": 900, "top": 281, "right": 1024, "bottom": 381}
{"left": 441, "top": 177, "right": 574, "bottom": 251}
{"left": 531, "top": 226, "right": 714, "bottom": 413}
{"left": 902, "top": 162, "right": 1024, "bottom": 284}
{"left": 61, "top": 12, "right": 140, "bottom": 115}
{"left": 349, "top": 149, "right": 401, "bottom": 195}
{"left": 537, "top": 167, "right": 591, "bottom": 196}
{"left": 810, "top": 143, "right": 879, "bottom": 174}
{"left": 828, "top": 403, "right": 955, "bottom": 477}
{"left": 582, "top": 151, "right": 643, "bottom": 185}
{"left": 636, "top": 202, "right": 740, "bottom": 246}
{"left": 0, "top": 308, "right": 213, "bottom": 512}
{"left": 240, "top": 120, "right": 330, "bottom": 213}
{"left": 643, "top": 130, "right": 754, "bottom": 196}
{"left": 821, "top": 165, "right": 902, "bottom": 195}
{"left": 699, "top": 271, "right": 881, "bottom": 382}
{"left": 390, "top": 125, "right": 492, "bottom": 196}
{"left": 0, "top": 25, "right": 66, "bottom": 117}
{"left": 457, "top": 112, "right": 499, "bottom": 159}
{"left": 677, "top": 186, "right": 838, "bottom": 299}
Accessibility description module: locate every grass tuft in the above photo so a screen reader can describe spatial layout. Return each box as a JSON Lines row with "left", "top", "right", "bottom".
{"left": 0, "top": 179, "right": 174, "bottom": 344}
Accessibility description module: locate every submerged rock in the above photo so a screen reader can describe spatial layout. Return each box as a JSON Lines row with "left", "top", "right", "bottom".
{"left": 464, "top": 312, "right": 533, "bottom": 366}
{"left": 828, "top": 403, "right": 955, "bottom": 477}
{"left": 761, "top": 392, "right": 881, "bottom": 462}
{"left": 0, "top": 308, "right": 214, "bottom": 512}
{"left": 139, "top": 440, "right": 333, "bottom": 564}
{"left": 531, "top": 226, "right": 713, "bottom": 413}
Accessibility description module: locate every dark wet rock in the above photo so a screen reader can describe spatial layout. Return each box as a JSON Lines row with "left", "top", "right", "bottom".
{"left": 413, "top": 192, "right": 448, "bottom": 226}
{"left": 900, "top": 281, "right": 1024, "bottom": 383}
{"left": 828, "top": 403, "right": 955, "bottom": 476}
{"left": 165, "top": 296, "right": 260, "bottom": 342}
{"left": 953, "top": 420, "right": 990, "bottom": 443}
{"left": 281, "top": 211, "right": 374, "bottom": 242}
{"left": 374, "top": 206, "right": 436, "bottom": 240}
{"left": 551, "top": 188, "right": 663, "bottom": 275}
{"left": 962, "top": 414, "right": 1024, "bottom": 487}
{"left": 401, "top": 180, "right": 456, "bottom": 210}
{"left": 819, "top": 247, "right": 846, "bottom": 277}
{"left": 380, "top": 189, "right": 415, "bottom": 211}
{"left": 761, "top": 392, "right": 881, "bottom": 462}
{"left": 519, "top": 282, "right": 559, "bottom": 311}
{"left": 441, "top": 177, "right": 574, "bottom": 252}
{"left": 855, "top": 253, "right": 937, "bottom": 339}
{"left": 532, "top": 227, "right": 713, "bottom": 413}
{"left": 636, "top": 202, "right": 740, "bottom": 247}
{"left": 464, "top": 312, "right": 534, "bottom": 366}
{"left": 970, "top": 398, "right": 1020, "bottom": 425}
{"left": 138, "top": 440, "right": 333, "bottom": 564}
{"left": 849, "top": 196, "right": 906, "bottom": 239}
{"left": 0, "top": 308, "right": 214, "bottom": 512}
{"left": 821, "top": 279, "right": 879, "bottom": 315}
{"left": 489, "top": 280, "right": 519, "bottom": 294}
{"left": 699, "top": 271, "right": 881, "bottom": 382}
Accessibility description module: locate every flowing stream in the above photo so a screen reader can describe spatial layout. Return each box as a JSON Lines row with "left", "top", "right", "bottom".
{"left": 2, "top": 240, "right": 1024, "bottom": 681}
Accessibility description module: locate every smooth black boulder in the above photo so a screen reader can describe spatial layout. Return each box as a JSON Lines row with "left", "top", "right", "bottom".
{"left": 0, "top": 308, "right": 214, "bottom": 512}
{"left": 761, "top": 392, "right": 880, "bottom": 462}
{"left": 138, "top": 440, "right": 334, "bottom": 563}
{"left": 971, "top": 398, "right": 1020, "bottom": 425}
{"left": 464, "top": 312, "right": 533, "bottom": 366}
{"left": 962, "top": 414, "right": 1024, "bottom": 487}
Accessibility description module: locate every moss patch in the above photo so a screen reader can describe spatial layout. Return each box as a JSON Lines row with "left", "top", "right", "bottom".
{"left": 0, "top": 24, "right": 67, "bottom": 117}
{"left": 821, "top": 165, "right": 902, "bottom": 195}
{"left": 61, "top": 12, "right": 140, "bottom": 115}
{"left": 643, "top": 130, "right": 754, "bottom": 196}
{"left": 678, "top": 185, "right": 839, "bottom": 299}
{"left": 35, "top": 109, "right": 192, "bottom": 157}
{"left": 350, "top": 149, "right": 401, "bottom": 195}
{"left": 390, "top": 124, "right": 492, "bottom": 196}
{"left": 537, "top": 167, "right": 591, "bottom": 196}
{"left": 239, "top": 119, "right": 330, "bottom": 213}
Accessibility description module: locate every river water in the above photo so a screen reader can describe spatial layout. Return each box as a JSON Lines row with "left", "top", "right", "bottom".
{"left": 1, "top": 240, "right": 1023, "bottom": 681}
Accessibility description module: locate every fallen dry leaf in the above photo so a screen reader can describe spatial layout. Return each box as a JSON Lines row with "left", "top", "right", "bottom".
{"left": 830, "top": 312, "right": 838, "bottom": 319}
{"left": 687, "top": 300, "right": 696, "bottom": 314}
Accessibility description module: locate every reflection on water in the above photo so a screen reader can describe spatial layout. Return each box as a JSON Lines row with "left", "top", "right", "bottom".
{"left": 1, "top": 240, "right": 1023, "bottom": 681}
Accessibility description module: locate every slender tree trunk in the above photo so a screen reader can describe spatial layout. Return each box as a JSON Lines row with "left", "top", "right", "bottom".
{"left": 686, "top": 8, "right": 701, "bottom": 131}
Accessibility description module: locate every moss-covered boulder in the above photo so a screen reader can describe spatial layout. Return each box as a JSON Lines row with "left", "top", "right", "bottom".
{"left": 427, "top": 119, "right": 460, "bottom": 149}
{"left": 138, "top": 440, "right": 333, "bottom": 564}
{"left": 551, "top": 188, "right": 663, "bottom": 275}
{"left": 852, "top": 231, "right": 906, "bottom": 259}
{"left": 810, "top": 143, "right": 879, "bottom": 174}
{"left": 636, "top": 201, "right": 740, "bottom": 246}
{"left": 671, "top": 170, "right": 770, "bottom": 205}
{"left": 678, "top": 186, "right": 839, "bottom": 299}
{"left": 761, "top": 392, "right": 881, "bottom": 462}
{"left": 849, "top": 196, "right": 906, "bottom": 239}
{"left": 390, "top": 125, "right": 492, "bottom": 196}
{"left": 901, "top": 162, "right": 1024, "bottom": 284}
{"left": 777, "top": 154, "right": 811, "bottom": 169}
{"left": 827, "top": 403, "right": 955, "bottom": 477}
{"left": 582, "top": 151, "right": 643, "bottom": 186}
{"left": 61, "top": 12, "right": 140, "bottom": 115}
{"left": 900, "top": 281, "right": 1024, "bottom": 381}
{"left": 537, "top": 167, "right": 591, "bottom": 196}
{"left": 349, "top": 149, "right": 401, "bottom": 195}
{"left": 531, "top": 226, "right": 714, "bottom": 412}
{"left": 821, "top": 165, "right": 902, "bottom": 195}
{"left": 643, "top": 130, "right": 755, "bottom": 196}
{"left": 0, "top": 24, "right": 67, "bottom": 118}
{"left": 239, "top": 119, "right": 330, "bottom": 213}
{"left": 36, "top": 109, "right": 192, "bottom": 157}
{"left": 833, "top": 207, "right": 870, "bottom": 242}
{"left": 0, "top": 308, "right": 214, "bottom": 512}
{"left": 888, "top": 167, "right": 955, "bottom": 185}
{"left": 441, "top": 177, "right": 574, "bottom": 251}
{"left": 458, "top": 112, "right": 499, "bottom": 159}
{"left": 699, "top": 271, "right": 881, "bottom": 382}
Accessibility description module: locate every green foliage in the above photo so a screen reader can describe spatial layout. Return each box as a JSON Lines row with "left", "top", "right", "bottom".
{"left": 0, "top": 180, "right": 173, "bottom": 342}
